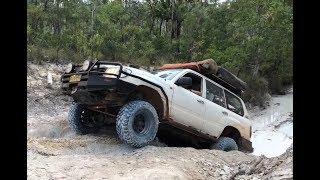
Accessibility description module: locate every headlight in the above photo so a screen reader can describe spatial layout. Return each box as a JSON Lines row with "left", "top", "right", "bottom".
{"left": 82, "top": 60, "right": 92, "bottom": 71}
{"left": 104, "top": 66, "right": 121, "bottom": 78}
{"left": 65, "top": 63, "right": 73, "bottom": 73}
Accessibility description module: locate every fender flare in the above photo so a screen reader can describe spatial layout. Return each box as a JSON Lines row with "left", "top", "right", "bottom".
{"left": 121, "top": 71, "right": 169, "bottom": 119}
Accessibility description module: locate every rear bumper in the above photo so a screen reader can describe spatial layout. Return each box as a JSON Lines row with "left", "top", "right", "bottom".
{"left": 239, "top": 138, "right": 253, "bottom": 153}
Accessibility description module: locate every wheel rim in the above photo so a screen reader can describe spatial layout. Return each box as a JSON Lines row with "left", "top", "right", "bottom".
{"left": 132, "top": 109, "right": 153, "bottom": 135}
{"left": 133, "top": 114, "right": 146, "bottom": 133}
{"left": 80, "top": 109, "right": 96, "bottom": 128}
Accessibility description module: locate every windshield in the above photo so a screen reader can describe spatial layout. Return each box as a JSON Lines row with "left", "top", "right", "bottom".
{"left": 155, "top": 69, "right": 182, "bottom": 81}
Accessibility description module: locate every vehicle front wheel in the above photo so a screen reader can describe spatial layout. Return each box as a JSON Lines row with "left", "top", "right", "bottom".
{"left": 116, "top": 100, "right": 159, "bottom": 147}
{"left": 68, "top": 103, "right": 99, "bottom": 134}
{"left": 211, "top": 137, "right": 238, "bottom": 152}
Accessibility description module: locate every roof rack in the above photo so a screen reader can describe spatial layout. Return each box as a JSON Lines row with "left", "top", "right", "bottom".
{"left": 204, "top": 73, "right": 242, "bottom": 97}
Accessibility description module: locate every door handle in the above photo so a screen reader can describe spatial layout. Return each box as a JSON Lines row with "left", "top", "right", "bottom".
{"left": 197, "top": 99, "right": 204, "bottom": 104}
{"left": 222, "top": 111, "right": 228, "bottom": 116}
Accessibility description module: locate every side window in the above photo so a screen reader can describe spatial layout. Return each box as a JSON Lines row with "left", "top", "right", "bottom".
{"left": 205, "top": 80, "right": 226, "bottom": 107}
{"left": 225, "top": 91, "right": 244, "bottom": 116}
{"left": 175, "top": 73, "right": 203, "bottom": 96}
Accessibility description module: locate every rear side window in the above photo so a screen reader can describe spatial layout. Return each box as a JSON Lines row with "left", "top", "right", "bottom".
{"left": 225, "top": 91, "right": 244, "bottom": 116}
{"left": 205, "top": 80, "right": 226, "bottom": 108}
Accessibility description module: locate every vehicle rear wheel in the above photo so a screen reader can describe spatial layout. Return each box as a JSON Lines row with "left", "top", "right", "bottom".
{"left": 68, "top": 103, "right": 99, "bottom": 134}
{"left": 211, "top": 137, "right": 238, "bottom": 151}
{"left": 116, "top": 100, "right": 159, "bottom": 147}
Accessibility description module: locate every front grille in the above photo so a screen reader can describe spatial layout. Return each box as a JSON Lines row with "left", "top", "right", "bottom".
{"left": 61, "top": 61, "right": 123, "bottom": 87}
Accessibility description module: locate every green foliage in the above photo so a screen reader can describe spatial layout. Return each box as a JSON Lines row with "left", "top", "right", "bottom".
{"left": 242, "top": 76, "right": 269, "bottom": 107}
{"left": 27, "top": 0, "right": 293, "bottom": 105}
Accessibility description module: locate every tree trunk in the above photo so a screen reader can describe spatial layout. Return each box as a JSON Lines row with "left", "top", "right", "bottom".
{"left": 252, "top": 48, "right": 261, "bottom": 76}
{"left": 252, "top": 60, "right": 260, "bottom": 77}
{"left": 90, "top": 1, "right": 96, "bottom": 35}
{"left": 171, "top": 0, "right": 175, "bottom": 40}
{"left": 53, "top": 0, "right": 61, "bottom": 35}
{"left": 159, "top": 19, "right": 163, "bottom": 35}
{"left": 237, "top": 67, "right": 241, "bottom": 77}
{"left": 95, "top": 51, "right": 99, "bottom": 59}
{"left": 165, "top": 20, "right": 168, "bottom": 34}
{"left": 56, "top": 47, "right": 60, "bottom": 61}
{"left": 91, "top": 48, "right": 94, "bottom": 59}
{"left": 171, "top": 20, "right": 176, "bottom": 39}
{"left": 43, "top": 0, "right": 49, "bottom": 11}
{"left": 150, "top": 17, "right": 155, "bottom": 35}
{"left": 112, "top": 53, "right": 116, "bottom": 61}
{"left": 176, "top": 19, "right": 182, "bottom": 39}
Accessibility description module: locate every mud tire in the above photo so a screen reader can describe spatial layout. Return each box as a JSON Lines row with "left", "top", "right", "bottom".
{"left": 116, "top": 100, "right": 159, "bottom": 147}
{"left": 68, "top": 103, "right": 98, "bottom": 134}
{"left": 212, "top": 137, "right": 238, "bottom": 151}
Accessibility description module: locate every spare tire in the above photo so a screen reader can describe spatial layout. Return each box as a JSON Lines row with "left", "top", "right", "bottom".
{"left": 116, "top": 100, "right": 159, "bottom": 147}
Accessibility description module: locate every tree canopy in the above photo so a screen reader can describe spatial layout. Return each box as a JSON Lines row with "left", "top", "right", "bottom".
{"left": 27, "top": 0, "right": 293, "bottom": 105}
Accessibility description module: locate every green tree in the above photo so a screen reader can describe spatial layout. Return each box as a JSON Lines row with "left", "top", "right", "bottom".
{"left": 27, "top": 0, "right": 293, "bottom": 105}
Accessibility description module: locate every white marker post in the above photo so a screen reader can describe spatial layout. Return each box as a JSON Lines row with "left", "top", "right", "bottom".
{"left": 47, "top": 72, "right": 53, "bottom": 88}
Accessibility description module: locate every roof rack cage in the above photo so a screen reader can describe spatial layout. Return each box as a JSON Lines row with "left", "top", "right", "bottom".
{"left": 205, "top": 73, "right": 242, "bottom": 97}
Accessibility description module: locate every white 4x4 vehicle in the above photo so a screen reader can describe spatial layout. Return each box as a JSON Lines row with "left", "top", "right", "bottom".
{"left": 61, "top": 60, "right": 253, "bottom": 152}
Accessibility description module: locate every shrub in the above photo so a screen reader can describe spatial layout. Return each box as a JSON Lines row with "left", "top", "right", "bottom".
{"left": 242, "top": 76, "right": 269, "bottom": 107}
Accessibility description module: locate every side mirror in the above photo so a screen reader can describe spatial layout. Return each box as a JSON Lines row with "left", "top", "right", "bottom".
{"left": 176, "top": 77, "right": 192, "bottom": 88}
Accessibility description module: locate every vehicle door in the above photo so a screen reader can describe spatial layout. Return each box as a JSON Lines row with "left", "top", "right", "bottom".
{"left": 202, "top": 79, "right": 228, "bottom": 137}
{"left": 223, "top": 90, "right": 247, "bottom": 134}
{"left": 170, "top": 72, "right": 206, "bottom": 131}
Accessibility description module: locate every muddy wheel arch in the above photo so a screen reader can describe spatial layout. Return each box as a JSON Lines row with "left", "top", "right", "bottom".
{"left": 127, "top": 85, "right": 166, "bottom": 120}
{"left": 219, "top": 126, "right": 253, "bottom": 152}
{"left": 220, "top": 126, "right": 241, "bottom": 145}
